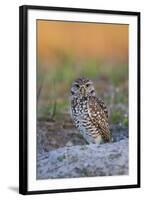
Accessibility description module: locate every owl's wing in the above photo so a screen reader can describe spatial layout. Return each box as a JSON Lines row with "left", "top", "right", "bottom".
{"left": 95, "top": 96, "right": 109, "bottom": 119}
{"left": 88, "top": 96, "right": 110, "bottom": 142}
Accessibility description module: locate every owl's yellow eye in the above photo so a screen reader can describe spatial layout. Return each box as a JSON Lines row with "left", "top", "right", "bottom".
{"left": 90, "top": 90, "right": 95, "bottom": 94}
{"left": 86, "top": 83, "right": 90, "bottom": 88}
{"left": 75, "top": 84, "right": 79, "bottom": 88}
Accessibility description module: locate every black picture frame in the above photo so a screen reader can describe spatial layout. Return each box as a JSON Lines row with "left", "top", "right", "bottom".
{"left": 19, "top": 5, "right": 141, "bottom": 195}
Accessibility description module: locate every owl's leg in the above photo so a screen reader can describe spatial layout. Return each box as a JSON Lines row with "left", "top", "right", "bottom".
{"left": 93, "top": 134, "right": 103, "bottom": 144}
{"left": 81, "top": 131, "right": 103, "bottom": 145}
{"left": 84, "top": 127, "right": 103, "bottom": 144}
{"left": 78, "top": 130, "right": 92, "bottom": 144}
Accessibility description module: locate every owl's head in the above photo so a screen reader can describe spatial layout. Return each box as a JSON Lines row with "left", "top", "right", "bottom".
{"left": 71, "top": 77, "right": 96, "bottom": 98}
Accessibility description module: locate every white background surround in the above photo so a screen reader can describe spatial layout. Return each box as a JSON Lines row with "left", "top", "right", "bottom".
{"left": 0, "top": 0, "right": 143, "bottom": 199}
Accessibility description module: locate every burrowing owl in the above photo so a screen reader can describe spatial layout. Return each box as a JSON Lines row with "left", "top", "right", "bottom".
{"left": 70, "top": 77, "right": 110, "bottom": 144}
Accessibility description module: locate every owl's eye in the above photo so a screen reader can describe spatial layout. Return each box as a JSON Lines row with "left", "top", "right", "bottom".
{"left": 90, "top": 90, "right": 95, "bottom": 94}
{"left": 86, "top": 83, "right": 90, "bottom": 88}
{"left": 75, "top": 84, "right": 79, "bottom": 88}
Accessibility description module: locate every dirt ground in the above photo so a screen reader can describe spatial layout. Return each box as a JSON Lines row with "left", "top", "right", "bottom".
{"left": 37, "top": 114, "right": 128, "bottom": 154}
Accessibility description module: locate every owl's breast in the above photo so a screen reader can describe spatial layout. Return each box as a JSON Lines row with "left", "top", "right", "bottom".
{"left": 72, "top": 98, "right": 88, "bottom": 115}
{"left": 71, "top": 98, "right": 90, "bottom": 128}
{"left": 71, "top": 97, "right": 103, "bottom": 144}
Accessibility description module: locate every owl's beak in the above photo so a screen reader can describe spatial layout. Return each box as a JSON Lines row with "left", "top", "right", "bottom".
{"left": 80, "top": 86, "right": 86, "bottom": 97}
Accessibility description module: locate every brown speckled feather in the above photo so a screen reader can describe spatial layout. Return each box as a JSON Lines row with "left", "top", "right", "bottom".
{"left": 88, "top": 96, "right": 110, "bottom": 142}
{"left": 95, "top": 96, "right": 109, "bottom": 119}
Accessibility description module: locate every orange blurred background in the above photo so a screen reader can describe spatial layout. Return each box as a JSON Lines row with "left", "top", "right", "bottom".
{"left": 37, "top": 20, "right": 128, "bottom": 65}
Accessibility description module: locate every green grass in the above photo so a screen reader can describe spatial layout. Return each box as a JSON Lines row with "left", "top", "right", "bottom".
{"left": 37, "top": 56, "right": 128, "bottom": 127}
{"left": 111, "top": 110, "right": 124, "bottom": 124}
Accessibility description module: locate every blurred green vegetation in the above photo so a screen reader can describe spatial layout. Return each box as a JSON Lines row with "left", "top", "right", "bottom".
{"left": 37, "top": 54, "right": 128, "bottom": 127}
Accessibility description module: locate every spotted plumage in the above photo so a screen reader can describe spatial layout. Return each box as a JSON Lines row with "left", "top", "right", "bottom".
{"left": 70, "top": 77, "right": 110, "bottom": 144}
